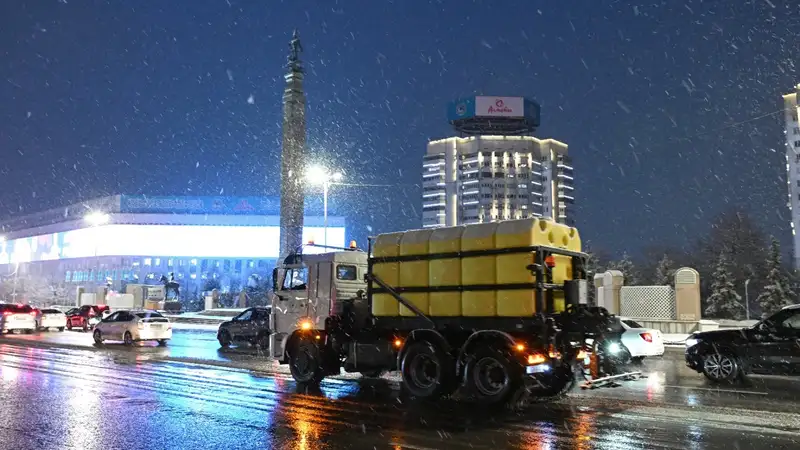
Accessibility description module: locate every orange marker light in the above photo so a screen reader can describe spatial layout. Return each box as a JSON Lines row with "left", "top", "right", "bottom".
{"left": 300, "top": 320, "right": 312, "bottom": 331}
{"left": 394, "top": 339, "right": 402, "bottom": 348}
{"left": 515, "top": 343, "right": 525, "bottom": 352}
{"left": 544, "top": 255, "right": 556, "bottom": 268}
{"left": 527, "top": 354, "right": 547, "bottom": 365}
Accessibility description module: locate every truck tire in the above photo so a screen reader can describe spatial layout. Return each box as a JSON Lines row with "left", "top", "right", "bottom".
{"left": 289, "top": 339, "right": 325, "bottom": 385}
{"left": 464, "top": 345, "right": 523, "bottom": 405}
{"left": 528, "top": 362, "right": 577, "bottom": 401}
{"left": 400, "top": 341, "right": 455, "bottom": 399}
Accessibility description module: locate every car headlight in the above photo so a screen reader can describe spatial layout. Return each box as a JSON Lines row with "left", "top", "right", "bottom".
{"left": 607, "top": 342, "right": 621, "bottom": 354}
{"left": 685, "top": 338, "right": 699, "bottom": 348}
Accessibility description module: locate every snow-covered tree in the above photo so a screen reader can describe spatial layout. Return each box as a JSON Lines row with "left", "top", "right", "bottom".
{"left": 704, "top": 251, "right": 743, "bottom": 319}
{"left": 756, "top": 237, "right": 795, "bottom": 315}
{"left": 654, "top": 254, "right": 674, "bottom": 286}
{"left": 607, "top": 252, "right": 640, "bottom": 285}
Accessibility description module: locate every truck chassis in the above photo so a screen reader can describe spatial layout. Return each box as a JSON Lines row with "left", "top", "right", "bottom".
{"left": 275, "top": 242, "right": 620, "bottom": 405}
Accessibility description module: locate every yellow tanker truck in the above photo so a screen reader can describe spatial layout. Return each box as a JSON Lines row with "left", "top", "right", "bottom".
{"left": 269, "top": 218, "right": 617, "bottom": 404}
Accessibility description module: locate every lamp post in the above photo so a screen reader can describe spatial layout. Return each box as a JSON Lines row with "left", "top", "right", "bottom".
{"left": 84, "top": 212, "right": 110, "bottom": 284}
{"left": 744, "top": 279, "right": 751, "bottom": 321}
{"left": 305, "top": 165, "right": 343, "bottom": 247}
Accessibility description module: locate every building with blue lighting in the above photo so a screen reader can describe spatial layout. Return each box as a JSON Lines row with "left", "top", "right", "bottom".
{"left": 0, "top": 195, "right": 345, "bottom": 304}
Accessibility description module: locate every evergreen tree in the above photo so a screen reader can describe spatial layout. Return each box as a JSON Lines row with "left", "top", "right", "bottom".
{"left": 607, "top": 252, "right": 640, "bottom": 285}
{"left": 654, "top": 254, "right": 674, "bottom": 286}
{"left": 756, "top": 237, "right": 796, "bottom": 315}
{"left": 704, "top": 251, "right": 743, "bottom": 319}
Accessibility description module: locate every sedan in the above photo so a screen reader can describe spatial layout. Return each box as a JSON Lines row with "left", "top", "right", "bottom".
{"left": 618, "top": 318, "right": 665, "bottom": 362}
{"left": 0, "top": 303, "right": 37, "bottom": 334}
{"left": 93, "top": 310, "right": 172, "bottom": 346}
{"left": 38, "top": 308, "right": 67, "bottom": 331}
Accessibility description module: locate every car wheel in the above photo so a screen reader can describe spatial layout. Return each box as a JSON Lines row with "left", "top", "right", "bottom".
{"left": 82, "top": 322, "right": 89, "bottom": 332}
{"left": 218, "top": 330, "right": 231, "bottom": 348}
{"left": 157, "top": 339, "right": 168, "bottom": 347}
{"left": 701, "top": 351, "right": 741, "bottom": 383}
{"left": 93, "top": 330, "right": 103, "bottom": 345}
{"left": 66, "top": 322, "right": 72, "bottom": 331}
{"left": 58, "top": 327, "right": 65, "bottom": 332}
{"left": 123, "top": 331, "right": 134, "bottom": 346}
{"left": 630, "top": 356, "right": 645, "bottom": 365}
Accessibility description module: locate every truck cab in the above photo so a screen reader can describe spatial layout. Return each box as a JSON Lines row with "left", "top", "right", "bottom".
{"left": 270, "top": 246, "right": 368, "bottom": 361}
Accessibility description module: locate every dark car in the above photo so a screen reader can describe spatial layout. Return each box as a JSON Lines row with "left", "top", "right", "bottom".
{"left": 685, "top": 304, "right": 800, "bottom": 382}
{"left": 217, "top": 307, "right": 271, "bottom": 349}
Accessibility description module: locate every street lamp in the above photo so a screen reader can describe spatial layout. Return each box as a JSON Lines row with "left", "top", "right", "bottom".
{"left": 744, "top": 279, "right": 751, "bottom": 321}
{"left": 305, "top": 165, "right": 343, "bottom": 247}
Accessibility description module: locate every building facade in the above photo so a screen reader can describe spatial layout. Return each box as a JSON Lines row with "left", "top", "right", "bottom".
{"left": 784, "top": 84, "right": 800, "bottom": 268}
{"left": 422, "top": 135, "right": 574, "bottom": 228}
{"left": 0, "top": 195, "right": 345, "bottom": 304}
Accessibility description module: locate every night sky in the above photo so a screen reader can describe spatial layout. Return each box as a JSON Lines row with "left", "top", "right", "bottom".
{"left": 2, "top": 0, "right": 800, "bottom": 258}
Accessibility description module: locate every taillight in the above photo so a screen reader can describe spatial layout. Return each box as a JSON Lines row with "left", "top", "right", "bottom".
{"left": 2, "top": 311, "right": 11, "bottom": 316}
{"left": 29, "top": 311, "right": 37, "bottom": 316}
{"left": 640, "top": 332, "right": 653, "bottom": 343}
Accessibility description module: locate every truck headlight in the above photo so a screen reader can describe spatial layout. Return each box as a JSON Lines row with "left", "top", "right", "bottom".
{"left": 607, "top": 342, "right": 621, "bottom": 354}
{"left": 685, "top": 338, "right": 699, "bottom": 348}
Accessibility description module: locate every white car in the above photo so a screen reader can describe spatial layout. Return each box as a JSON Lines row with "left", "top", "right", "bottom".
{"left": 38, "top": 308, "right": 67, "bottom": 331}
{"left": 93, "top": 310, "right": 172, "bottom": 346}
{"left": 0, "top": 303, "right": 38, "bottom": 334}
{"left": 618, "top": 318, "right": 665, "bottom": 361}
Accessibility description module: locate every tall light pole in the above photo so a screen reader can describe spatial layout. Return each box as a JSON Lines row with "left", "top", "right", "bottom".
{"left": 744, "top": 279, "right": 751, "bottom": 320}
{"left": 305, "top": 165, "right": 343, "bottom": 247}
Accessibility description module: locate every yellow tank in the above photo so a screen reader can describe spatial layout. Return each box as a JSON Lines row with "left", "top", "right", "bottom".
{"left": 428, "top": 226, "right": 464, "bottom": 316}
{"left": 460, "top": 222, "right": 499, "bottom": 316}
{"left": 398, "top": 229, "right": 433, "bottom": 316}
{"left": 495, "top": 218, "right": 581, "bottom": 316}
{"left": 371, "top": 232, "right": 404, "bottom": 316}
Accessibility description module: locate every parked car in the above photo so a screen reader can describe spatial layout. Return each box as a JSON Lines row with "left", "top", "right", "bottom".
{"left": 217, "top": 307, "right": 271, "bottom": 349}
{"left": 93, "top": 310, "right": 172, "bottom": 346}
{"left": 0, "top": 303, "right": 37, "bottom": 334}
{"left": 685, "top": 304, "right": 800, "bottom": 383}
{"left": 66, "top": 305, "right": 111, "bottom": 332}
{"left": 38, "top": 308, "right": 67, "bottom": 331}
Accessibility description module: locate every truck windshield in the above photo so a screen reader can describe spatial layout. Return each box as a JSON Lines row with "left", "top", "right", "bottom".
{"left": 282, "top": 268, "right": 308, "bottom": 290}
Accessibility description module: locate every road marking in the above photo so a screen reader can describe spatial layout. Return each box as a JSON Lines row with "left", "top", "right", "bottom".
{"left": 663, "top": 384, "right": 768, "bottom": 395}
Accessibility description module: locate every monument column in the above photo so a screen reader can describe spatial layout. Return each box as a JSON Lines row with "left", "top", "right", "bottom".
{"left": 279, "top": 29, "right": 307, "bottom": 259}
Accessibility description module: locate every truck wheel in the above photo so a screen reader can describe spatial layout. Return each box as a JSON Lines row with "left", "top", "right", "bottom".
{"left": 400, "top": 341, "right": 454, "bottom": 399}
{"left": 465, "top": 346, "right": 523, "bottom": 405}
{"left": 289, "top": 339, "right": 325, "bottom": 385}
{"left": 528, "top": 362, "right": 577, "bottom": 401}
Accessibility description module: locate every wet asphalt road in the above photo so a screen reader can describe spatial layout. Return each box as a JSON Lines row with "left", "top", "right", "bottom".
{"left": 1, "top": 328, "right": 800, "bottom": 449}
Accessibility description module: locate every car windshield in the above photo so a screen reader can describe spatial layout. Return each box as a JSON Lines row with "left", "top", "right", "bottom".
{"left": 135, "top": 312, "right": 164, "bottom": 319}
{"left": 622, "top": 319, "right": 643, "bottom": 329}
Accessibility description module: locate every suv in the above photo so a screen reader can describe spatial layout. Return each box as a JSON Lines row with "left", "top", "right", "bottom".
{"left": 0, "top": 303, "right": 38, "bottom": 334}
{"left": 686, "top": 304, "right": 800, "bottom": 382}
{"left": 66, "top": 305, "right": 111, "bottom": 332}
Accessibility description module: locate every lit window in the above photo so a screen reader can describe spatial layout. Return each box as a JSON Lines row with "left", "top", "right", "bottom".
{"left": 154, "top": 258, "right": 161, "bottom": 266}
{"left": 144, "top": 258, "right": 152, "bottom": 266}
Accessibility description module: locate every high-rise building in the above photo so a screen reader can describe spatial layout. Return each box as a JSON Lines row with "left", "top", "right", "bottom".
{"left": 783, "top": 84, "right": 800, "bottom": 268}
{"left": 422, "top": 96, "right": 574, "bottom": 228}
{"left": 279, "top": 29, "right": 307, "bottom": 258}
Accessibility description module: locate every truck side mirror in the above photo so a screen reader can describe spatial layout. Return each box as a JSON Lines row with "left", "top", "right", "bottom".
{"left": 272, "top": 268, "right": 279, "bottom": 291}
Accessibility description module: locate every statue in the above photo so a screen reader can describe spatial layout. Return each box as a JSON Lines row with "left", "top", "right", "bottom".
{"left": 287, "top": 29, "right": 303, "bottom": 70}
{"left": 159, "top": 272, "right": 181, "bottom": 301}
